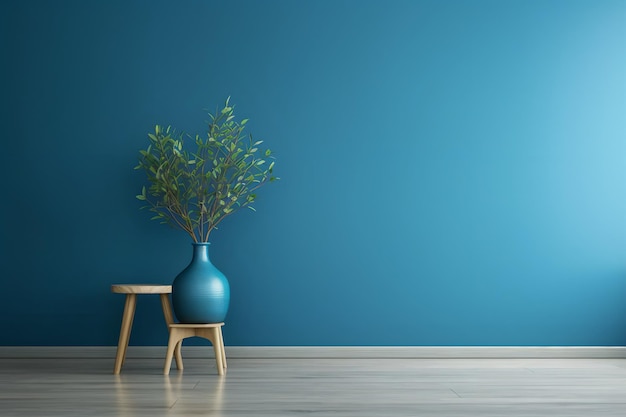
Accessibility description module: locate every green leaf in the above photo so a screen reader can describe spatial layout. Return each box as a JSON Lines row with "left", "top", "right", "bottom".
{"left": 135, "top": 97, "right": 278, "bottom": 238}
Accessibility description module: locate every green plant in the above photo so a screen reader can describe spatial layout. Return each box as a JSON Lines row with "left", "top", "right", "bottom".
{"left": 135, "top": 97, "right": 278, "bottom": 242}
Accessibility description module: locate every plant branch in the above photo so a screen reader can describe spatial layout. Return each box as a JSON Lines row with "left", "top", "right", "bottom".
{"left": 136, "top": 98, "right": 278, "bottom": 243}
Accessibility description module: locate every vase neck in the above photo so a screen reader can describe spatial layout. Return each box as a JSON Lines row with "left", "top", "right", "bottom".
{"left": 191, "top": 243, "right": 211, "bottom": 263}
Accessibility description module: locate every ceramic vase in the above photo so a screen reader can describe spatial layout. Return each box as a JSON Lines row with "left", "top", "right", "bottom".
{"left": 172, "top": 243, "right": 230, "bottom": 323}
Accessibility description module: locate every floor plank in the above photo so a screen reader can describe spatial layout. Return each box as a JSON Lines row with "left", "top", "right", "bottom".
{"left": 0, "top": 357, "right": 625, "bottom": 416}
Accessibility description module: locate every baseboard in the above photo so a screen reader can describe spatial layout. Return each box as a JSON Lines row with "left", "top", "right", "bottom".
{"left": 0, "top": 346, "right": 625, "bottom": 359}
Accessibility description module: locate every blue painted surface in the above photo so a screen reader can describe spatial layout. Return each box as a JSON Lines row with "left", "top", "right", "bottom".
{"left": 1, "top": 0, "right": 625, "bottom": 346}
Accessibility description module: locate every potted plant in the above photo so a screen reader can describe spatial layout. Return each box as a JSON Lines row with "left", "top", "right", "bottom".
{"left": 135, "top": 97, "right": 278, "bottom": 323}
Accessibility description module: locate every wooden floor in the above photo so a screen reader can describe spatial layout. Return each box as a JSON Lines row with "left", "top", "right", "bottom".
{"left": 1, "top": 356, "right": 626, "bottom": 416}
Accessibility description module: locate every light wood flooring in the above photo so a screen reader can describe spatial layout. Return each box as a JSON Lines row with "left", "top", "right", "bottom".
{"left": 1, "top": 356, "right": 626, "bottom": 416}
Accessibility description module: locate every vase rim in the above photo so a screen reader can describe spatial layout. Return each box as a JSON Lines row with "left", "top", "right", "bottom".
{"left": 192, "top": 242, "right": 211, "bottom": 245}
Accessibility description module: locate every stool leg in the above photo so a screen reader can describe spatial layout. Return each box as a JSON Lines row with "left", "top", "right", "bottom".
{"left": 164, "top": 328, "right": 195, "bottom": 375}
{"left": 121, "top": 303, "right": 136, "bottom": 368}
{"left": 218, "top": 326, "right": 227, "bottom": 369}
{"left": 114, "top": 293, "right": 137, "bottom": 374}
{"left": 212, "top": 328, "right": 225, "bottom": 375}
{"left": 174, "top": 340, "right": 184, "bottom": 370}
{"left": 164, "top": 328, "right": 182, "bottom": 375}
{"left": 196, "top": 328, "right": 224, "bottom": 376}
{"left": 160, "top": 294, "right": 183, "bottom": 370}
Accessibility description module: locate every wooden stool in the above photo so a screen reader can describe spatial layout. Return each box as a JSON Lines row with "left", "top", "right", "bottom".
{"left": 164, "top": 323, "right": 227, "bottom": 376}
{"left": 111, "top": 284, "right": 182, "bottom": 375}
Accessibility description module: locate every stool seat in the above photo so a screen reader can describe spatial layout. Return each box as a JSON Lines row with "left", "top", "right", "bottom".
{"left": 111, "top": 284, "right": 172, "bottom": 294}
{"left": 111, "top": 284, "right": 182, "bottom": 374}
{"left": 169, "top": 323, "right": 224, "bottom": 329}
{"left": 164, "top": 322, "right": 227, "bottom": 376}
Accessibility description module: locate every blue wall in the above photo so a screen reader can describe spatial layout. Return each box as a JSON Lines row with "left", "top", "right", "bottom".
{"left": 1, "top": 0, "right": 625, "bottom": 346}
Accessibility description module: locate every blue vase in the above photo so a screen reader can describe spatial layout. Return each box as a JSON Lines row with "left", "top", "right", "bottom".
{"left": 172, "top": 243, "right": 230, "bottom": 323}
